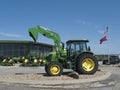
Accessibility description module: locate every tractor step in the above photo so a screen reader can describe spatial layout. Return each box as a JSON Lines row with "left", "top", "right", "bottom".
{"left": 66, "top": 61, "right": 75, "bottom": 70}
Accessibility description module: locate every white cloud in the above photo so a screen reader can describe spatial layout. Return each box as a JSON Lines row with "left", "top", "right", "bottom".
{"left": 75, "top": 19, "right": 99, "bottom": 29}
{"left": 75, "top": 20, "right": 88, "bottom": 25}
{"left": 0, "top": 32, "right": 22, "bottom": 38}
{"left": 97, "top": 30, "right": 104, "bottom": 34}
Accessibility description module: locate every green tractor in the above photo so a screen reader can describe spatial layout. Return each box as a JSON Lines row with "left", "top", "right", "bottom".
{"left": 29, "top": 25, "right": 98, "bottom": 76}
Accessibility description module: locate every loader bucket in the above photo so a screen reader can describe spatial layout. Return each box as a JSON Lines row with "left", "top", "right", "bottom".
{"left": 29, "top": 28, "right": 38, "bottom": 42}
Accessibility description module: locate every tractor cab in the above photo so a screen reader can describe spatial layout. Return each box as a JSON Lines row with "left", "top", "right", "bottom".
{"left": 66, "top": 40, "right": 90, "bottom": 60}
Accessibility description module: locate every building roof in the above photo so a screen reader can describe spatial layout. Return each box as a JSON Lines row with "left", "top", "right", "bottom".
{"left": 0, "top": 40, "right": 54, "bottom": 47}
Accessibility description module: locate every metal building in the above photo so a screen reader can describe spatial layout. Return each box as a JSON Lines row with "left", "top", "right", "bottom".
{"left": 0, "top": 40, "right": 54, "bottom": 58}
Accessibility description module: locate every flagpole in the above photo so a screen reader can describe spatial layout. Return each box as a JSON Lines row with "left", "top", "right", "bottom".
{"left": 106, "top": 26, "right": 110, "bottom": 64}
{"left": 99, "top": 26, "right": 110, "bottom": 64}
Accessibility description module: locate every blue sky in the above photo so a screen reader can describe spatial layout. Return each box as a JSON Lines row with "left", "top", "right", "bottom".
{"left": 0, "top": 0, "right": 119, "bottom": 54}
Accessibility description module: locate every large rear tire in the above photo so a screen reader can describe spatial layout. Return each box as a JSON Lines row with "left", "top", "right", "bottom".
{"left": 76, "top": 54, "right": 98, "bottom": 74}
{"left": 45, "top": 62, "right": 63, "bottom": 76}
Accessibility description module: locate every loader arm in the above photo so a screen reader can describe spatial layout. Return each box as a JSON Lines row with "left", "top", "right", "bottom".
{"left": 28, "top": 25, "right": 63, "bottom": 52}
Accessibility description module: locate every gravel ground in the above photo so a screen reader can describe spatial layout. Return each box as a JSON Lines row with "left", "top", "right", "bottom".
{"left": 0, "top": 65, "right": 111, "bottom": 85}
{"left": 0, "top": 63, "right": 120, "bottom": 90}
{"left": 0, "top": 71, "right": 110, "bottom": 85}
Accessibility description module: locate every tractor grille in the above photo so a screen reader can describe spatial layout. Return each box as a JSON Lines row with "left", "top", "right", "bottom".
{"left": 46, "top": 54, "right": 52, "bottom": 62}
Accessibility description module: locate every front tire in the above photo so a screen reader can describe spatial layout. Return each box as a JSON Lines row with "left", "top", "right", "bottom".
{"left": 76, "top": 54, "right": 98, "bottom": 74}
{"left": 45, "top": 62, "right": 63, "bottom": 76}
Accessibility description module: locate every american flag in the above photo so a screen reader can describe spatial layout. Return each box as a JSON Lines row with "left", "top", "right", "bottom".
{"left": 100, "top": 35, "right": 107, "bottom": 44}
{"left": 100, "top": 26, "right": 109, "bottom": 44}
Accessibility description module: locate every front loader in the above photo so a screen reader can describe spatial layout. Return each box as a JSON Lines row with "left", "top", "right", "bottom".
{"left": 29, "top": 25, "right": 98, "bottom": 76}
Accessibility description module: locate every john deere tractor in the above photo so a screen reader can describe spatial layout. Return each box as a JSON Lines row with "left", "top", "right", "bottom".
{"left": 29, "top": 25, "right": 98, "bottom": 76}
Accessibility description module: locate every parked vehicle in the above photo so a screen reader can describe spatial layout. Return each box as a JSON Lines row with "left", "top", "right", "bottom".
{"left": 103, "top": 55, "right": 120, "bottom": 64}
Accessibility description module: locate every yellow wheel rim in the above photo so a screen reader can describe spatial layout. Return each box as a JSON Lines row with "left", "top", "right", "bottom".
{"left": 50, "top": 65, "right": 60, "bottom": 75}
{"left": 34, "top": 59, "right": 37, "bottom": 63}
{"left": 82, "top": 58, "right": 95, "bottom": 71}
{"left": 24, "top": 59, "right": 29, "bottom": 63}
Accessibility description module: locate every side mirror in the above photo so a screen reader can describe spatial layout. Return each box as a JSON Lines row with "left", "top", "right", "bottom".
{"left": 88, "top": 46, "right": 91, "bottom": 51}
{"left": 61, "top": 42, "right": 64, "bottom": 50}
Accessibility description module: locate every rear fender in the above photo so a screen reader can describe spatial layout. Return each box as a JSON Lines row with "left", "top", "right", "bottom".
{"left": 75, "top": 51, "right": 94, "bottom": 60}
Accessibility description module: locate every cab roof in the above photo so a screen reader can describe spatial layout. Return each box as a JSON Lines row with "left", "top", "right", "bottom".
{"left": 66, "top": 39, "right": 89, "bottom": 43}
